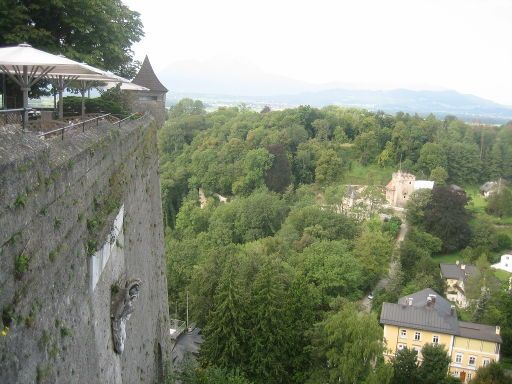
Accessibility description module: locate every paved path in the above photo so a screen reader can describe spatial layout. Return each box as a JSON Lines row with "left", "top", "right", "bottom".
{"left": 171, "top": 327, "right": 203, "bottom": 367}
{"left": 361, "top": 222, "right": 408, "bottom": 312}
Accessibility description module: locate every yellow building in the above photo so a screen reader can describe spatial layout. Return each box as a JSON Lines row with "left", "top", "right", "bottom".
{"left": 380, "top": 288, "right": 501, "bottom": 383}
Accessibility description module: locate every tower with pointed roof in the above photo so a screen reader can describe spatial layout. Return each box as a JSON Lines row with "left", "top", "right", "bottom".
{"left": 130, "top": 56, "right": 168, "bottom": 126}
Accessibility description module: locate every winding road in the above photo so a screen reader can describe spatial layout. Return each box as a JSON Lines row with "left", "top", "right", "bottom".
{"left": 361, "top": 222, "right": 408, "bottom": 312}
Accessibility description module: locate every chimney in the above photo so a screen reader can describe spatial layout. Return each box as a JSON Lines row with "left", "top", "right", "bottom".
{"left": 408, "top": 298, "right": 413, "bottom": 306}
{"left": 496, "top": 326, "right": 501, "bottom": 335}
{"left": 450, "top": 305, "right": 456, "bottom": 316}
{"left": 461, "top": 264, "right": 466, "bottom": 270}
{"left": 426, "top": 296, "right": 432, "bottom": 307}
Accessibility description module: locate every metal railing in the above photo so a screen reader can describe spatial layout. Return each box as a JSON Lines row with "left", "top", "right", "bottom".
{"left": 169, "top": 319, "right": 186, "bottom": 340}
{"left": 38, "top": 112, "right": 146, "bottom": 140}
{"left": 38, "top": 113, "right": 111, "bottom": 139}
{"left": 1, "top": 108, "right": 26, "bottom": 128}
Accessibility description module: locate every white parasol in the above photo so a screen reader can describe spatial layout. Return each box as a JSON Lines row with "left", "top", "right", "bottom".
{"left": 0, "top": 43, "right": 128, "bottom": 124}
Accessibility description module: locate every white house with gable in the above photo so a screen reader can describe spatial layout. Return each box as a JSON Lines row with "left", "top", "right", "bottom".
{"left": 492, "top": 252, "right": 512, "bottom": 273}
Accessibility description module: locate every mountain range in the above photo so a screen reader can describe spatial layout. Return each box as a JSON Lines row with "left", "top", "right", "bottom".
{"left": 158, "top": 59, "right": 512, "bottom": 123}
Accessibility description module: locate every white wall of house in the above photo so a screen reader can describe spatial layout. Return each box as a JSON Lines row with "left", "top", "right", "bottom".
{"left": 492, "top": 254, "right": 512, "bottom": 273}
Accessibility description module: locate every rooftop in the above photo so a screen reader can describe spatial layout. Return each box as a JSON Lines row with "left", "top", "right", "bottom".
{"left": 380, "top": 288, "right": 502, "bottom": 343}
{"left": 458, "top": 321, "right": 502, "bottom": 344}
{"left": 131, "top": 56, "right": 168, "bottom": 93}
{"left": 440, "top": 263, "right": 477, "bottom": 281}
{"left": 382, "top": 288, "right": 458, "bottom": 334}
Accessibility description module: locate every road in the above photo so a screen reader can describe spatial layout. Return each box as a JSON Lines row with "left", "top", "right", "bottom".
{"left": 361, "top": 222, "right": 408, "bottom": 312}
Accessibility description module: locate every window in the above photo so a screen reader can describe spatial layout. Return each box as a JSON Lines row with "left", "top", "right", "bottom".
{"left": 397, "top": 343, "right": 406, "bottom": 350}
{"left": 483, "top": 359, "right": 490, "bottom": 367}
{"left": 432, "top": 335, "right": 439, "bottom": 344}
{"left": 400, "top": 329, "right": 407, "bottom": 338}
{"left": 414, "top": 332, "right": 421, "bottom": 341}
{"left": 468, "top": 373, "right": 472, "bottom": 380}
{"left": 455, "top": 353, "right": 463, "bottom": 364}
{"left": 469, "top": 356, "right": 476, "bottom": 366}
{"left": 138, "top": 95, "right": 158, "bottom": 101}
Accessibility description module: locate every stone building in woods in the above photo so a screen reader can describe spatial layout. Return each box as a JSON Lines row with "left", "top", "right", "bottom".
{"left": 130, "top": 56, "right": 168, "bottom": 126}
{"left": 385, "top": 171, "right": 434, "bottom": 208}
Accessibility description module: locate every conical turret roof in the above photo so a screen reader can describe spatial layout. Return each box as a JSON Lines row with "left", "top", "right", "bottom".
{"left": 131, "top": 56, "right": 168, "bottom": 92}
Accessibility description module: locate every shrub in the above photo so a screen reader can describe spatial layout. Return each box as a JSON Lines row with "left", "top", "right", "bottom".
{"left": 14, "top": 253, "right": 30, "bottom": 279}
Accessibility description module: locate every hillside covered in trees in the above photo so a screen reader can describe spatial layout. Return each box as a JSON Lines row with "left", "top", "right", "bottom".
{"left": 159, "top": 99, "right": 512, "bottom": 383}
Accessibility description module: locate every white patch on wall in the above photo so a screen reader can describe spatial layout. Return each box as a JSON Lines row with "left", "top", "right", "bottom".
{"left": 89, "top": 205, "right": 124, "bottom": 292}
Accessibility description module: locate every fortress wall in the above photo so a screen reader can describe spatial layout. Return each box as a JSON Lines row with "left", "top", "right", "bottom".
{"left": 0, "top": 116, "right": 170, "bottom": 383}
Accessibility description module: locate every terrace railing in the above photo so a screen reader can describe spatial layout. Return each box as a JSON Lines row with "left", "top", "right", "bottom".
{"left": 38, "top": 112, "right": 147, "bottom": 140}
{"left": 0, "top": 108, "right": 26, "bottom": 128}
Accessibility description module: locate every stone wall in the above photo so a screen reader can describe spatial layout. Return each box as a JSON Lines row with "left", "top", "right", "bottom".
{"left": 0, "top": 116, "right": 171, "bottom": 383}
{"left": 127, "top": 91, "right": 167, "bottom": 127}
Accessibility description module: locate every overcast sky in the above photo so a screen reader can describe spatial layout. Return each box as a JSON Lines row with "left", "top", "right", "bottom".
{"left": 123, "top": 0, "right": 512, "bottom": 105}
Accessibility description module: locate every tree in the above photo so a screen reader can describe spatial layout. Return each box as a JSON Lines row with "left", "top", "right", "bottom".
{"left": 353, "top": 226, "right": 394, "bottom": 290}
{"left": 201, "top": 256, "right": 248, "bottom": 370}
{"left": 263, "top": 144, "right": 291, "bottom": 193}
{"left": 208, "top": 191, "right": 288, "bottom": 245}
{"left": 308, "top": 301, "right": 388, "bottom": 384}
{"left": 418, "top": 343, "right": 451, "bottom": 384}
{"left": 469, "top": 362, "right": 509, "bottom": 384}
{"left": 232, "top": 148, "right": 273, "bottom": 196}
{"left": 354, "top": 131, "right": 380, "bottom": 165}
{"left": 312, "top": 119, "right": 332, "bottom": 141}
{"left": 430, "top": 166, "right": 448, "bottom": 185}
{"left": 278, "top": 205, "right": 358, "bottom": 248}
{"left": 465, "top": 255, "right": 500, "bottom": 321}
{"left": 469, "top": 218, "right": 500, "bottom": 251}
{"left": 247, "top": 261, "right": 291, "bottom": 383}
{"left": 445, "top": 142, "right": 481, "bottom": 185}
{"left": 406, "top": 189, "right": 433, "bottom": 226}
{"left": 170, "top": 98, "right": 206, "bottom": 118}
{"left": 315, "top": 149, "right": 344, "bottom": 184}
{"left": 0, "top": 0, "right": 143, "bottom": 78}
{"left": 486, "top": 187, "right": 512, "bottom": 218}
{"left": 417, "top": 143, "right": 447, "bottom": 175}
{"left": 423, "top": 186, "right": 472, "bottom": 253}
{"left": 295, "top": 240, "right": 366, "bottom": 301}
{"left": 391, "top": 348, "right": 419, "bottom": 384}
{"left": 171, "top": 358, "right": 254, "bottom": 384}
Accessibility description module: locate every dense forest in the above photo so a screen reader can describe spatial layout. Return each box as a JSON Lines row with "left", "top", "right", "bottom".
{"left": 159, "top": 99, "right": 512, "bottom": 384}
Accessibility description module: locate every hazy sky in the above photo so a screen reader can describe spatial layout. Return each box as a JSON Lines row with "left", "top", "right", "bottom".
{"left": 124, "top": 0, "right": 512, "bottom": 105}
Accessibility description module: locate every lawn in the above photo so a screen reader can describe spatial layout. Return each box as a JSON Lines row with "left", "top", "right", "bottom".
{"left": 432, "top": 251, "right": 464, "bottom": 265}
{"left": 465, "top": 186, "right": 487, "bottom": 215}
{"left": 466, "top": 185, "right": 512, "bottom": 225}
{"left": 501, "top": 356, "right": 512, "bottom": 371}
{"left": 343, "top": 163, "right": 394, "bottom": 186}
{"left": 493, "top": 268, "right": 512, "bottom": 284}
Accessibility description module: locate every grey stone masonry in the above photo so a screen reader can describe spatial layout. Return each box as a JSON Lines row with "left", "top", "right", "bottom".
{"left": 0, "top": 117, "right": 170, "bottom": 383}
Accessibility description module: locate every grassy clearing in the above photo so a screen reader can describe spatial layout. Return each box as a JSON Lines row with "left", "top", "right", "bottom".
{"left": 465, "top": 186, "right": 487, "bottom": 214}
{"left": 501, "top": 356, "right": 512, "bottom": 370}
{"left": 493, "top": 268, "right": 512, "bottom": 283}
{"left": 432, "top": 251, "right": 464, "bottom": 265}
{"left": 466, "top": 185, "right": 512, "bottom": 224}
{"left": 343, "top": 163, "right": 393, "bottom": 186}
